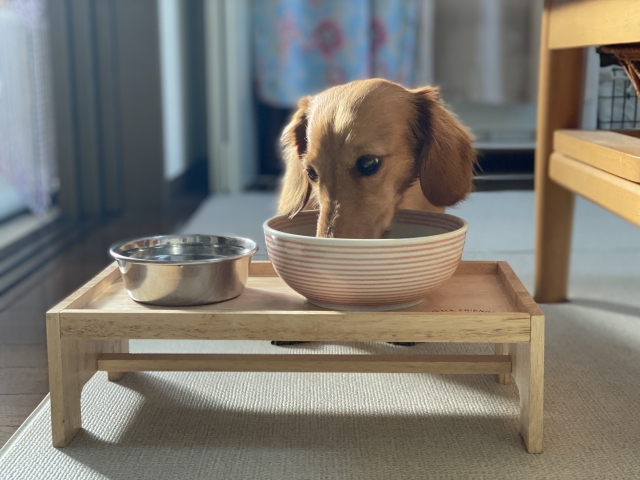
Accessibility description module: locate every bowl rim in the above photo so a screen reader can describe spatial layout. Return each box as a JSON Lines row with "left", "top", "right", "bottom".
{"left": 109, "top": 234, "right": 259, "bottom": 265}
{"left": 263, "top": 209, "right": 468, "bottom": 246}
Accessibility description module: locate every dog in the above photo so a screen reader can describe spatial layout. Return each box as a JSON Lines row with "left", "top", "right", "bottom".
{"left": 271, "top": 78, "right": 475, "bottom": 347}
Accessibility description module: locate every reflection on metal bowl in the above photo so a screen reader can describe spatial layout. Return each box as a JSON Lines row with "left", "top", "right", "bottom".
{"left": 109, "top": 235, "right": 258, "bottom": 306}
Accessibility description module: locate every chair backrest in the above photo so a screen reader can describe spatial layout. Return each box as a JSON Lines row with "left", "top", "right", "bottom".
{"left": 546, "top": 0, "right": 640, "bottom": 49}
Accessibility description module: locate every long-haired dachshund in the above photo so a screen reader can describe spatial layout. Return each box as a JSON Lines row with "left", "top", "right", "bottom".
{"left": 272, "top": 78, "right": 476, "bottom": 346}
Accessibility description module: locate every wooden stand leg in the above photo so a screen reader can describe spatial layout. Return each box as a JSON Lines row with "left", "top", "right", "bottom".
{"left": 47, "top": 312, "right": 128, "bottom": 447}
{"left": 509, "top": 315, "right": 545, "bottom": 453}
{"left": 47, "top": 317, "right": 82, "bottom": 448}
{"left": 533, "top": 3, "right": 584, "bottom": 303}
{"left": 108, "top": 340, "right": 129, "bottom": 382}
{"left": 494, "top": 344, "right": 512, "bottom": 385}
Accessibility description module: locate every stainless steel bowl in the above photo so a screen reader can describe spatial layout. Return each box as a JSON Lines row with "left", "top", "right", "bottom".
{"left": 109, "top": 235, "right": 259, "bottom": 306}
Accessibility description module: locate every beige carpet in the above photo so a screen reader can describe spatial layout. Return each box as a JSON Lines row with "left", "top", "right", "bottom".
{"left": 1, "top": 192, "right": 639, "bottom": 479}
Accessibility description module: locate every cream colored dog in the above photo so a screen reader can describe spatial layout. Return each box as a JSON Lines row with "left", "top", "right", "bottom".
{"left": 278, "top": 78, "right": 476, "bottom": 239}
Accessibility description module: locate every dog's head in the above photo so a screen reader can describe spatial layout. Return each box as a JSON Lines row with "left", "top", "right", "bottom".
{"left": 278, "top": 79, "right": 475, "bottom": 238}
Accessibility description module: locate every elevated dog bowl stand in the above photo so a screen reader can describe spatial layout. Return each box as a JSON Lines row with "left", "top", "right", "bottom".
{"left": 46, "top": 261, "right": 544, "bottom": 453}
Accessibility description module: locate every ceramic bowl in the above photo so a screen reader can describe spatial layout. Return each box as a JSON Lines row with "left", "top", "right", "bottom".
{"left": 263, "top": 210, "right": 467, "bottom": 311}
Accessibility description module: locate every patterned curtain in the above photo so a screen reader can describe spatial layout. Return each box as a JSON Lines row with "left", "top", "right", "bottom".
{"left": 252, "top": 0, "right": 542, "bottom": 108}
{"left": 0, "top": 0, "right": 56, "bottom": 214}
{"left": 253, "top": 0, "right": 420, "bottom": 108}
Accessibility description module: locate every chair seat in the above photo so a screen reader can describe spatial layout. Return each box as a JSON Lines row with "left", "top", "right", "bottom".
{"left": 554, "top": 130, "right": 640, "bottom": 183}
{"left": 549, "top": 151, "right": 640, "bottom": 227}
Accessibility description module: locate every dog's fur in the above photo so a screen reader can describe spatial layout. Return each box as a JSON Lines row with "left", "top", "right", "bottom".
{"left": 278, "top": 78, "right": 476, "bottom": 239}
{"left": 272, "top": 79, "right": 475, "bottom": 347}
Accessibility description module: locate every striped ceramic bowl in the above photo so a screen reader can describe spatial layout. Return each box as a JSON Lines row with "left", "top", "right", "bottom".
{"left": 263, "top": 210, "right": 467, "bottom": 311}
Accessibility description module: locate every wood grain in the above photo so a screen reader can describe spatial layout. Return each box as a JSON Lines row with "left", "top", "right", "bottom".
{"left": 534, "top": 0, "right": 584, "bottom": 303}
{"left": 85, "top": 272, "right": 519, "bottom": 315}
{"left": 249, "top": 261, "right": 277, "bottom": 276}
{"left": 0, "top": 426, "right": 17, "bottom": 448}
{"left": 60, "top": 312, "right": 530, "bottom": 343}
{"left": 0, "top": 368, "right": 49, "bottom": 395}
{"left": 497, "top": 315, "right": 545, "bottom": 454}
{"left": 548, "top": 0, "right": 640, "bottom": 49}
{"left": 494, "top": 343, "right": 513, "bottom": 385}
{"left": 549, "top": 152, "right": 640, "bottom": 227}
{"left": 495, "top": 262, "right": 542, "bottom": 387}
{"left": 57, "top": 261, "right": 533, "bottom": 343}
{"left": 47, "top": 262, "right": 128, "bottom": 447}
{"left": 0, "top": 346, "right": 48, "bottom": 368}
{"left": 497, "top": 262, "right": 543, "bottom": 318}
{"left": 107, "top": 338, "right": 128, "bottom": 382}
{"left": 97, "top": 353, "right": 512, "bottom": 375}
{"left": 46, "top": 259, "right": 542, "bottom": 451}
{"left": 554, "top": 130, "right": 640, "bottom": 183}
{"left": 0, "top": 394, "right": 45, "bottom": 426}
{"left": 617, "top": 130, "right": 640, "bottom": 140}
{"left": 515, "top": 315, "right": 545, "bottom": 453}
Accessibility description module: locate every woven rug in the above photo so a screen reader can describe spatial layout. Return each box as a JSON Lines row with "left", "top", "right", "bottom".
{"left": 1, "top": 192, "right": 639, "bottom": 479}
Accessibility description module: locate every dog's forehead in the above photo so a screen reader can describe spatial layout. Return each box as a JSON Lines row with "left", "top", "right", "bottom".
{"left": 307, "top": 81, "right": 412, "bottom": 149}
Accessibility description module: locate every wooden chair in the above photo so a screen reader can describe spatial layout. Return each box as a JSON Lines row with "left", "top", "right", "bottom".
{"left": 534, "top": 0, "right": 640, "bottom": 303}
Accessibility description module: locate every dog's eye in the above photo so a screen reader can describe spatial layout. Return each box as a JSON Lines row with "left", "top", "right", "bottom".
{"left": 306, "top": 167, "right": 318, "bottom": 182}
{"left": 356, "top": 156, "right": 381, "bottom": 176}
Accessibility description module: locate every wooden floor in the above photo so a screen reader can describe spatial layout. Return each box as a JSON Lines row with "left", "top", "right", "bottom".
{"left": 0, "top": 196, "right": 204, "bottom": 447}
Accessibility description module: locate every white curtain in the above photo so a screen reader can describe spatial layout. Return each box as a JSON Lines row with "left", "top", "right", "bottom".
{"left": 0, "top": 0, "right": 56, "bottom": 215}
{"left": 415, "top": 0, "right": 544, "bottom": 104}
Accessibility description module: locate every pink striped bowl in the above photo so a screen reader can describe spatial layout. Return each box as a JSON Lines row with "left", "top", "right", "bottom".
{"left": 263, "top": 210, "right": 467, "bottom": 311}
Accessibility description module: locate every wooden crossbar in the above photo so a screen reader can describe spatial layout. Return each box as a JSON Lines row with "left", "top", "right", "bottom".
{"left": 97, "top": 353, "right": 512, "bottom": 375}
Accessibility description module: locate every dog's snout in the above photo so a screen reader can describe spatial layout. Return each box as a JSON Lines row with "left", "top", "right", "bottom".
{"left": 317, "top": 208, "right": 390, "bottom": 239}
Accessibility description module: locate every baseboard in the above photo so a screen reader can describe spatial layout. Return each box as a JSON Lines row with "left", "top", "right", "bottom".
{"left": 473, "top": 173, "right": 534, "bottom": 192}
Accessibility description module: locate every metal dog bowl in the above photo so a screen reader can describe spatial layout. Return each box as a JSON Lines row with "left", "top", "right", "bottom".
{"left": 109, "top": 235, "right": 259, "bottom": 306}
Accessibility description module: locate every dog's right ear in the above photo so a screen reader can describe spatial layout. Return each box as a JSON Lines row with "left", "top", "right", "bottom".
{"left": 411, "top": 87, "right": 476, "bottom": 207}
{"left": 278, "top": 96, "right": 311, "bottom": 218}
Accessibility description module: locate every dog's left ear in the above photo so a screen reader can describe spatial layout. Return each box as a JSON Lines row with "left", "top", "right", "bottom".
{"left": 411, "top": 87, "right": 476, "bottom": 207}
{"left": 278, "top": 96, "right": 312, "bottom": 218}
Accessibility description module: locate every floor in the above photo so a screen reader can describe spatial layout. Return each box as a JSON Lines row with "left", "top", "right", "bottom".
{"left": 0, "top": 196, "right": 204, "bottom": 447}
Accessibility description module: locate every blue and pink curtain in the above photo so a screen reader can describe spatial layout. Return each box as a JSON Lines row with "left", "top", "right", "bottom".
{"left": 253, "top": 0, "right": 420, "bottom": 107}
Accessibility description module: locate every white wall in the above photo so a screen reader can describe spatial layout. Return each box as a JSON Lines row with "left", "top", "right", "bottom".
{"left": 159, "top": 0, "right": 188, "bottom": 181}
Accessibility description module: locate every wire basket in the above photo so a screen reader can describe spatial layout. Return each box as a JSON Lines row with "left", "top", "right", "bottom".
{"left": 597, "top": 65, "right": 640, "bottom": 130}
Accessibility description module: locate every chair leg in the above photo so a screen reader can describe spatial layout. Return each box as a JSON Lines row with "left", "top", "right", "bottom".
{"left": 533, "top": 3, "right": 585, "bottom": 303}
{"left": 534, "top": 184, "right": 575, "bottom": 303}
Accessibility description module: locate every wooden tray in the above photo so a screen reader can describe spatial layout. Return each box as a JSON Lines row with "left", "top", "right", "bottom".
{"left": 47, "top": 260, "right": 544, "bottom": 452}
{"left": 60, "top": 261, "right": 537, "bottom": 343}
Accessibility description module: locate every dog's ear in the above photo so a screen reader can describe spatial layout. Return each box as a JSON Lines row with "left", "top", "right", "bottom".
{"left": 278, "top": 96, "right": 312, "bottom": 218}
{"left": 411, "top": 87, "right": 476, "bottom": 207}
